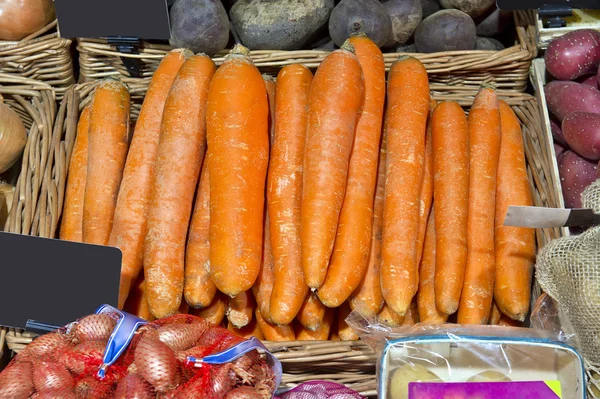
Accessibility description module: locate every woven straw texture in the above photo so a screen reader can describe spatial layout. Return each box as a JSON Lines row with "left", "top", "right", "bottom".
{"left": 77, "top": 10, "right": 536, "bottom": 96}
{"left": 0, "top": 20, "right": 75, "bottom": 99}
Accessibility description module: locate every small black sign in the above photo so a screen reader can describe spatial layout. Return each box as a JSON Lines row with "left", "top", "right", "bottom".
{"left": 0, "top": 232, "right": 121, "bottom": 330}
{"left": 54, "top": 0, "right": 171, "bottom": 40}
{"left": 497, "top": 0, "right": 600, "bottom": 10}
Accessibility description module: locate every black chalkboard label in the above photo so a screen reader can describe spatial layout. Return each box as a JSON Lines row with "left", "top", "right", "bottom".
{"left": 0, "top": 232, "right": 121, "bottom": 330}
{"left": 54, "top": 0, "right": 171, "bottom": 40}
{"left": 497, "top": 0, "right": 600, "bottom": 10}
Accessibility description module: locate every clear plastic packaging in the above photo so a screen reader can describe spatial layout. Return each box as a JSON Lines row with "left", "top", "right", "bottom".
{"left": 347, "top": 311, "right": 587, "bottom": 399}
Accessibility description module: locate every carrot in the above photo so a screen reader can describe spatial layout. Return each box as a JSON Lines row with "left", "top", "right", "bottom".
{"left": 253, "top": 213, "right": 275, "bottom": 323}
{"left": 318, "top": 34, "right": 385, "bottom": 308}
{"left": 295, "top": 308, "right": 333, "bottom": 340}
{"left": 377, "top": 304, "right": 405, "bottom": 326}
{"left": 350, "top": 135, "right": 386, "bottom": 317}
{"left": 296, "top": 292, "right": 327, "bottom": 331}
{"left": 110, "top": 49, "right": 192, "bottom": 309}
{"left": 495, "top": 100, "right": 535, "bottom": 322}
{"left": 417, "top": 211, "right": 448, "bottom": 324}
{"left": 330, "top": 323, "right": 340, "bottom": 341}
{"left": 415, "top": 100, "right": 436, "bottom": 267}
{"left": 264, "top": 74, "right": 276, "bottom": 140}
{"left": 184, "top": 157, "right": 216, "bottom": 309}
{"left": 489, "top": 302, "right": 501, "bottom": 325}
{"left": 255, "top": 309, "right": 295, "bottom": 341}
{"left": 268, "top": 64, "right": 313, "bottom": 326}
{"left": 123, "top": 274, "right": 155, "bottom": 322}
{"left": 144, "top": 55, "right": 216, "bottom": 319}
{"left": 228, "top": 316, "right": 264, "bottom": 340}
{"left": 301, "top": 42, "right": 365, "bottom": 289}
{"left": 177, "top": 298, "right": 189, "bottom": 315}
{"left": 499, "top": 314, "right": 523, "bottom": 327}
{"left": 457, "top": 87, "right": 502, "bottom": 325}
{"left": 338, "top": 301, "right": 359, "bottom": 341}
{"left": 207, "top": 45, "right": 270, "bottom": 297}
{"left": 227, "top": 290, "right": 256, "bottom": 329}
{"left": 83, "top": 79, "right": 130, "bottom": 245}
{"left": 431, "top": 101, "right": 470, "bottom": 315}
{"left": 381, "top": 56, "right": 430, "bottom": 316}
{"left": 60, "top": 106, "right": 90, "bottom": 242}
{"left": 402, "top": 301, "right": 420, "bottom": 326}
{"left": 191, "top": 292, "right": 227, "bottom": 326}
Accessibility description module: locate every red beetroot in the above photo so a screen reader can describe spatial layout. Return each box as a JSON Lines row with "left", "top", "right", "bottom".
{"left": 559, "top": 150, "right": 598, "bottom": 208}
{"left": 545, "top": 29, "right": 600, "bottom": 80}
{"left": 113, "top": 374, "right": 154, "bottom": 399}
{"left": 73, "top": 314, "right": 117, "bottom": 343}
{"left": 157, "top": 321, "right": 209, "bottom": 352}
{"left": 33, "top": 361, "right": 74, "bottom": 392}
{"left": 563, "top": 111, "right": 600, "bottom": 160}
{"left": 134, "top": 333, "right": 179, "bottom": 392}
{"left": 0, "top": 361, "right": 34, "bottom": 399}
{"left": 544, "top": 81, "right": 600, "bottom": 121}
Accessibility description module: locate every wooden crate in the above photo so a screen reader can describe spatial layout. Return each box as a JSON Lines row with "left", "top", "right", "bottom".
{"left": 534, "top": 9, "right": 600, "bottom": 49}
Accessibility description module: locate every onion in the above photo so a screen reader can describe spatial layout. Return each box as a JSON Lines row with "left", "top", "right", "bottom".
{"left": 0, "top": 361, "right": 34, "bottom": 399}
{"left": 0, "top": 0, "right": 55, "bottom": 41}
{"left": 33, "top": 361, "right": 74, "bottom": 392}
{"left": 0, "top": 101, "right": 26, "bottom": 173}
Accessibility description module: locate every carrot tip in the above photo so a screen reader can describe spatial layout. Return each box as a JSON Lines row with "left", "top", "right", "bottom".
{"left": 349, "top": 32, "right": 368, "bottom": 38}
{"left": 171, "top": 48, "right": 194, "bottom": 58}
{"left": 230, "top": 44, "right": 251, "bottom": 57}
{"left": 480, "top": 83, "right": 497, "bottom": 91}
{"left": 340, "top": 40, "right": 356, "bottom": 54}
{"left": 262, "top": 74, "right": 275, "bottom": 82}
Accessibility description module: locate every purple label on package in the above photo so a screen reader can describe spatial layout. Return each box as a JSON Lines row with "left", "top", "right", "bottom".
{"left": 408, "top": 381, "right": 562, "bottom": 399}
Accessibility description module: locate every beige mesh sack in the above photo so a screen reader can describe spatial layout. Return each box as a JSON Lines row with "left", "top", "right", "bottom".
{"left": 536, "top": 179, "right": 600, "bottom": 395}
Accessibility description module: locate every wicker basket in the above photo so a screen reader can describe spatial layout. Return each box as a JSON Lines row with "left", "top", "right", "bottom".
{"left": 77, "top": 9, "right": 537, "bottom": 103}
{"left": 0, "top": 20, "right": 75, "bottom": 99}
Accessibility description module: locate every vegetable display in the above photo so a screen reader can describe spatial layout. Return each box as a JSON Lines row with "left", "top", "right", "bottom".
{"left": 62, "top": 35, "right": 534, "bottom": 340}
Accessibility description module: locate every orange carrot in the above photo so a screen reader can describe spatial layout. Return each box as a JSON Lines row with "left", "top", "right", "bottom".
{"left": 296, "top": 292, "right": 327, "bottom": 331}
{"left": 301, "top": 42, "right": 365, "bottom": 289}
{"left": 191, "top": 292, "right": 227, "bottom": 326}
{"left": 184, "top": 157, "right": 216, "bottom": 309}
{"left": 338, "top": 301, "right": 359, "bottom": 341}
{"left": 83, "top": 79, "right": 130, "bottom": 245}
{"left": 495, "top": 100, "right": 535, "bottom": 322}
{"left": 207, "top": 45, "right": 270, "bottom": 297}
{"left": 268, "top": 64, "right": 313, "bottom": 326}
{"left": 350, "top": 136, "right": 386, "bottom": 317}
{"left": 318, "top": 34, "right": 385, "bottom": 308}
{"left": 253, "top": 213, "right": 275, "bottom": 323}
{"left": 228, "top": 317, "right": 264, "bottom": 340}
{"left": 255, "top": 309, "right": 295, "bottom": 341}
{"left": 330, "top": 322, "right": 340, "bottom": 341}
{"left": 60, "top": 106, "right": 90, "bottom": 242}
{"left": 227, "top": 290, "right": 256, "bottom": 329}
{"left": 264, "top": 74, "right": 276, "bottom": 141}
{"left": 499, "top": 314, "right": 523, "bottom": 327}
{"left": 377, "top": 304, "right": 405, "bottom": 327}
{"left": 432, "top": 101, "right": 470, "bottom": 315}
{"left": 417, "top": 211, "right": 448, "bottom": 324}
{"left": 123, "top": 274, "right": 155, "bottom": 322}
{"left": 144, "top": 55, "right": 216, "bottom": 319}
{"left": 295, "top": 308, "right": 333, "bottom": 341}
{"left": 381, "top": 56, "right": 430, "bottom": 316}
{"left": 110, "top": 49, "right": 192, "bottom": 308}
{"left": 415, "top": 100, "right": 436, "bottom": 268}
{"left": 489, "top": 302, "right": 501, "bottom": 325}
{"left": 402, "top": 301, "right": 420, "bottom": 326}
{"left": 457, "top": 87, "right": 502, "bottom": 325}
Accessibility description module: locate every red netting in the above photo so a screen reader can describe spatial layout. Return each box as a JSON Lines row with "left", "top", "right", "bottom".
{"left": 0, "top": 313, "right": 276, "bottom": 398}
{"left": 276, "top": 381, "right": 365, "bottom": 399}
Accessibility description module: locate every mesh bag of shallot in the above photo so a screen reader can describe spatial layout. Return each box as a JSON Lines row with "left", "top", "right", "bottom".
{"left": 276, "top": 381, "right": 365, "bottom": 399}
{"left": 0, "top": 307, "right": 279, "bottom": 399}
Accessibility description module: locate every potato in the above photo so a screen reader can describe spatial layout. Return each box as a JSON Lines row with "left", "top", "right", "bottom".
{"left": 389, "top": 364, "right": 441, "bottom": 399}
{"left": 475, "top": 8, "right": 511, "bottom": 37}
{"left": 555, "top": 142, "right": 567, "bottom": 159}
{"left": 467, "top": 370, "right": 512, "bottom": 382}
{"left": 395, "top": 43, "right": 417, "bottom": 53}
{"left": 169, "top": 0, "right": 229, "bottom": 55}
{"left": 414, "top": 10, "right": 476, "bottom": 53}
{"left": 476, "top": 37, "right": 504, "bottom": 51}
{"left": 551, "top": 119, "right": 568, "bottom": 147}
{"left": 545, "top": 29, "right": 600, "bottom": 81}
{"left": 231, "top": 0, "right": 333, "bottom": 50}
{"left": 382, "top": 0, "right": 422, "bottom": 47}
{"left": 329, "top": 0, "right": 392, "bottom": 48}
{"left": 563, "top": 112, "right": 600, "bottom": 160}
{"left": 544, "top": 81, "right": 600, "bottom": 122}
{"left": 439, "top": 0, "right": 495, "bottom": 17}
{"left": 577, "top": 74, "right": 599, "bottom": 89}
{"left": 558, "top": 150, "right": 597, "bottom": 208}
{"left": 421, "top": 0, "right": 441, "bottom": 18}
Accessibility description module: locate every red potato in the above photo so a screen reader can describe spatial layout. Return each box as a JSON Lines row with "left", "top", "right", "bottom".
{"left": 0, "top": 361, "right": 34, "bottom": 399}
{"left": 563, "top": 111, "right": 600, "bottom": 160}
{"left": 545, "top": 29, "right": 600, "bottom": 80}
{"left": 555, "top": 142, "right": 567, "bottom": 159}
{"left": 577, "top": 74, "right": 599, "bottom": 88}
{"left": 544, "top": 81, "right": 600, "bottom": 122}
{"left": 551, "top": 119, "right": 567, "bottom": 147}
{"left": 559, "top": 150, "right": 598, "bottom": 208}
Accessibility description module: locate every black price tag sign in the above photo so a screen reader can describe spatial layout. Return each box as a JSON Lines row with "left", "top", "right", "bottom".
{"left": 54, "top": 0, "right": 171, "bottom": 40}
{"left": 497, "top": 0, "right": 600, "bottom": 10}
{"left": 0, "top": 232, "right": 121, "bottom": 331}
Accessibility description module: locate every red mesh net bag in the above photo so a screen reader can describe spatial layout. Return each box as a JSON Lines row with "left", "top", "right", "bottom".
{"left": 0, "top": 312, "right": 277, "bottom": 399}
{"left": 276, "top": 381, "right": 365, "bottom": 399}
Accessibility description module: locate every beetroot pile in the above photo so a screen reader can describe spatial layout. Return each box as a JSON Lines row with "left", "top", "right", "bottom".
{"left": 0, "top": 313, "right": 276, "bottom": 399}
{"left": 544, "top": 29, "right": 600, "bottom": 210}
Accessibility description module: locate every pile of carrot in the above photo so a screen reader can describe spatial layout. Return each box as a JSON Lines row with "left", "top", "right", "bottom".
{"left": 60, "top": 34, "right": 535, "bottom": 342}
